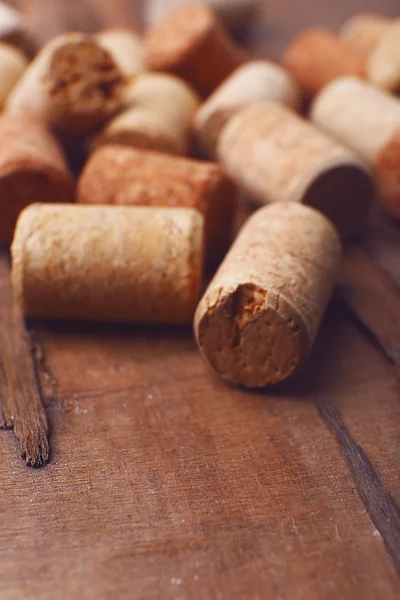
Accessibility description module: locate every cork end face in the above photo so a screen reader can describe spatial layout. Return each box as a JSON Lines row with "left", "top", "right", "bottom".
{"left": 47, "top": 40, "right": 125, "bottom": 133}
{"left": 303, "top": 162, "right": 375, "bottom": 237}
{"left": 375, "top": 130, "right": 400, "bottom": 218}
{"left": 195, "top": 284, "right": 308, "bottom": 388}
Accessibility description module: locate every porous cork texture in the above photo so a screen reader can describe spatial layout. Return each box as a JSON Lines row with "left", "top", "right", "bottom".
{"left": 12, "top": 204, "right": 204, "bottom": 323}
{"left": 143, "top": 3, "right": 245, "bottom": 97}
{"left": 6, "top": 32, "right": 125, "bottom": 135}
{"left": 0, "top": 42, "right": 27, "bottom": 109}
{"left": 0, "top": 115, "right": 73, "bottom": 244}
{"left": 194, "top": 202, "right": 342, "bottom": 388}
{"left": 218, "top": 102, "right": 374, "bottom": 237}
{"left": 340, "top": 13, "right": 392, "bottom": 59}
{"left": 96, "top": 29, "right": 144, "bottom": 77}
{"left": 195, "top": 60, "right": 301, "bottom": 155}
{"left": 93, "top": 73, "right": 200, "bottom": 155}
{"left": 367, "top": 19, "right": 400, "bottom": 93}
{"left": 78, "top": 145, "right": 236, "bottom": 261}
{"left": 283, "top": 28, "right": 365, "bottom": 97}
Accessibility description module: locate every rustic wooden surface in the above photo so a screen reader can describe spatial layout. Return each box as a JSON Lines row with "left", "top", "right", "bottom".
{"left": 1, "top": 1, "right": 400, "bottom": 599}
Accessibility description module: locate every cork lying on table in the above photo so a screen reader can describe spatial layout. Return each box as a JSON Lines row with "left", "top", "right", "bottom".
{"left": 218, "top": 102, "right": 374, "bottom": 237}
{"left": 194, "top": 202, "right": 342, "bottom": 388}
{"left": 12, "top": 204, "right": 204, "bottom": 323}
{"left": 283, "top": 28, "right": 365, "bottom": 97}
{"left": 0, "top": 115, "right": 73, "bottom": 245}
{"left": 95, "top": 29, "right": 144, "bottom": 77}
{"left": 78, "top": 145, "right": 236, "bottom": 262}
{"left": 93, "top": 73, "right": 200, "bottom": 155}
{"left": 195, "top": 60, "right": 301, "bottom": 156}
{"left": 340, "top": 13, "right": 393, "bottom": 60}
{"left": 367, "top": 19, "right": 400, "bottom": 94}
{"left": 0, "top": 42, "right": 28, "bottom": 109}
{"left": 311, "top": 76, "right": 400, "bottom": 217}
{"left": 6, "top": 32, "right": 126, "bottom": 136}
{"left": 144, "top": 3, "right": 245, "bottom": 97}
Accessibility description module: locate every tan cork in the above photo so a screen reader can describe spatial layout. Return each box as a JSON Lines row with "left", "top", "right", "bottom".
{"left": 78, "top": 144, "right": 236, "bottom": 262}
{"left": 6, "top": 32, "right": 125, "bottom": 135}
{"left": 12, "top": 204, "right": 204, "bottom": 323}
{"left": 340, "top": 13, "right": 393, "bottom": 60}
{"left": 375, "top": 130, "right": 400, "bottom": 218}
{"left": 92, "top": 73, "right": 200, "bottom": 155}
{"left": 194, "top": 202, "right": 341, "bottom": 388}
{"left": 195, "top": 60, "right": 301, "bottom": 156}
{"left": 283, "top": 28, "right": 365, "bottom": 97}
{"left": 0, "top": 1, "right": 36, "bottom": 56}
{"left": 367, "top": 19, "right": 400, "bottom": 93}
{"left": 0, "top": 42, "right": 27, "bottom": 109}
{"left": 144, "top": 3, "right": 245, "bottom": 97}
{"left": 218, "top": 102, "right": 374, "bottom": 237}
{"left": 0, "top": 115, "right": 73, "bottom": 245}
{"left": 95, "top": 29, "right": 144, "bottom": 77}
{"left": 145, "top": 0, "right": 258, "bottom": 30}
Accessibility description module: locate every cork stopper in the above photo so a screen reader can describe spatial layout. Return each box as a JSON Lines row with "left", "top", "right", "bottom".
{"left": 195, "top": 60, "right": 301, "bottom": 156}
{"left": 375, "top": 130, "right": 400, "bottom": 218}
{"left": 194, "top": 202, "right": 342, "bottom": 388}
{"left": 283, "top": 28, "right": 365, "bottom": 97}
{"left": 6, "top": 33, "right": 126, "bottom": 135}
{"left": 218, "top": 102, "right": 374, "bottom": 237}
{"left": 78, "top": 144, "right": 236, "bottom": 262}
{"left": 0, "top": 114, "right": 74, "bottom": 244}
{"left": 12, "top": 204, "right": 204, "bottom": 323}
{"left": 340, "top": 13, "right": 393, "bottom": 59}
{"left": 92, "top": 73, "right": 200, "bottom": 155}
{"left": 0, "top": 42, "right": 28, "bottom": 109}
{"left": 144, "top": 3, "right": 245, "bottom": 97}
{"left": 95, "top": 29, "right": 144, "bottom": 77}
{"left": 367, "top": 19, "right": 400, "bottom": 93}
{"left": 0, "top": 1, "right": 36, "bottom": 56}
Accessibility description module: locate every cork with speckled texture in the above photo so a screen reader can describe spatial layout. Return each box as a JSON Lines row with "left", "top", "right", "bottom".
{"left": 12, "top": 204, "right": 204, "bottom": 323}
{"left": 144, "top": 3, "right": 245, "bottom": 97}
{"left": 340, "top": 13, "right": 392, "bottom": 60}
{"left": 95, "top": 29, "right": 144, "bottom": 77}
{"left": 0, "top": 42, "right": 27, "bottom": 109}
{"left": 283, "top": 28, "right": 365, "bottom": 97}
{"left": 93, "top": 73, "right": 199, "bottom": 155}
{"left": 367, "top": 19, "right": 400, "bottom": 93}
{"left": 218, "top": 102, "right": 374, "bottom": 237}
{"left": 195, "top": 60, "right": 301, "bottom": 156}
{"left": 194, "top": 202, "right": 342, "bottom": 388}
{"left": 6, "top": 32, "right": 125, "bottom": 135}
{"left": 0, "top": 115, "right": 73, "bottom": 245}
{"left": 78, "top": 145, "right": 236, "bottom": 261}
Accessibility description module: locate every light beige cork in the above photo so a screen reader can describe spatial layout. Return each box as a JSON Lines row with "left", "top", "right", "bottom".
{"left": 6, "top": 32, "right": 125, "bottom": 135}
{"left": 194, "top": 202, "right": 341, "bottom": 388}
{"left": 340, "top": 13, "right": 393, "bottom": 60}
{"left": 92, "top": 72, "right": 200, "bottom": 155}
{"left": 78, "top": 145, "right": 236, "bottom": 262}
{"left": 0, "top": 115, "right": 74, "bottom": 245}
{"left": 0, "top": 1, "right": 36, "bottom": 56}
{"left": 144, "top": 3, "right": 245, "bottom": 97}
{"left": 145, "top": 0, "right": 258, "bottom": 29}
{"left": 195, "top": 60, "right": 301, "bottom": 155}
{"left": 95, "top": 29, "right": 144, "bottom": 77}
{"left": 0, "top": 42, "right": 28, "bottom": 109}
{"left": 12, "top": 204, "right": 204, "bottom": 323}
{"left": 367, "top": 19, "right": 400, "bottom": 93}
{"left": 283, "top": 28, "right": 365, "bottom": 97}
{"left": 218, "top": 102, "right": 374, "bottom": 237}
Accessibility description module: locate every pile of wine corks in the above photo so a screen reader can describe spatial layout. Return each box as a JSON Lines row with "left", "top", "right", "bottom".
{"left": 2, "top": 2, "right": 399, "bottom": 388}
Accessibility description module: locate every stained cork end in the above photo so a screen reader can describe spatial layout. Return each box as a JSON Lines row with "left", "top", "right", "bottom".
{"left": 375, "top": 129, "right": 400, "bottom": 218}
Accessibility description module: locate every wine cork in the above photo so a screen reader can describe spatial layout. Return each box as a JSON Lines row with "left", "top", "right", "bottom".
{"left": 0, "top": 42, "right": 28, "bottom": 109}
{"left": 144, "top": 3, "right": 245, "bottom": 97}
{"left": 6, "top": 32, "right": 125, "bottom": 136}
{"left": 195, "top": 60, "right": 301, "bottom": 155}
{"left": 311, "top": 77, "right": 400, "bottom": 217}
{"left": 340, "top": 13, "right": 393, "bottom": 59}
{"left": 367, "top": 19, "right": 400, "bottom": 93}
{"left": 12, "top": 204, "right": 204, "bottom": 323}
{"left": 145, "top": 0, "right": 258, "bottom": 30}
{"left": 194, "top": 202, "right": 341, "bottom": 388}
{"left": 218, "top": 102, "right": 374, "bottom": 237}
{"left": 92, "top": 73, "right": 199, "bottom": 155}
{"left": 0, "top": 115, "right": 74, "bottom": 245}
{"left": 0, "top": 1, "right": 36, "bottom": 56}
{"left": 95, "top": 29, "right": 144, "bottom": 77}
{"left": 78, "top": 145, "right": 236, "bottom": 261}
{"left": 283, "top": 28, "right": 365, "bottom": 97}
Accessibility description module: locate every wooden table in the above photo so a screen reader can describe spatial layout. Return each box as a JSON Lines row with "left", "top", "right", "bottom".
{"left": 1, "top": 1, "right": 400, "bottom": 598}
